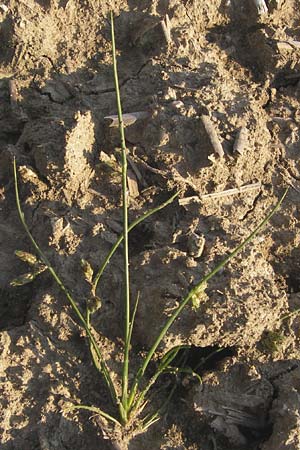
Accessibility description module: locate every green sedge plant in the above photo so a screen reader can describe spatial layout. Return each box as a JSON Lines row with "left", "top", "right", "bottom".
{"left": 11, "top": 11, "right": 288, "bottom": 447}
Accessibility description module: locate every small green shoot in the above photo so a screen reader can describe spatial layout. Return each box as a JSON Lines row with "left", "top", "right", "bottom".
{"left": 260, "top": 330, "right": 285, "bottom": 354}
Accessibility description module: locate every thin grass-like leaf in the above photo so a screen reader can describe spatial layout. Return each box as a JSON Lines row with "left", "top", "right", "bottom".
{"left": 13, "top": 158, "right": 118, "bottom": 405}
{"left": 164, "top": 366, "right": 202, "bottom": 384}
{"left": 92, "top": 190, "right": 181, "bottom": 292}
{"left": 129, "top": 345, "right": 188, "bottom": 416}
{"left": 281, "top": 308, "right": 300, "bottom": 321}
{"left": 128, "top": 188, "right": 289, "bottom": 411}
{"left": 141, "top": 383, "right": 177, "bottom": 432}
{"left": 141, "top": 413, "right": 160, "bottom": 431}
{"left": 67, "top": 404, "right": 121, "bottom": 426}
{"left": 193, "top": 347, "right": 223, "bottom": 372}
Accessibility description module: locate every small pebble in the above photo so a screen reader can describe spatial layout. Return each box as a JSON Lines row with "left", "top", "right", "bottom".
{"left": 171, "top": 100, "right": 184, "bottom": 110}
{"left": 164, "top": 87, "right": 176, "bottom": 100}
{"left": 233, "top": 126, "right": 248, "bottom": 155}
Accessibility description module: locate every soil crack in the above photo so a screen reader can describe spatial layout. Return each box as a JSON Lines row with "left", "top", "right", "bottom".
{"left": 240, "top": 190, "right": 262, "bottom": 221}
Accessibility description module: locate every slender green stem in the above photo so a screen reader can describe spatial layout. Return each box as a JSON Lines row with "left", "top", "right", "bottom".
{"left": 92, "top": 190, "right": 180, "bottom": 292}
{"left": 193, "top": 347, "right": 222, "bottom": 371}
{"left": 128, "top": 188, "right": 288, "bottom": 410}
{"left": 141, "top": 382, "right": 177, "bottom": 431}
{"left": 86, "top": 308, "right": 91, "bottom": 328}
{"left": 111, "top": 11, "right": 130, "bottom": 416}
{"left": 13, "top": 159, "right": 118, "bottom": 405}
{"left": 281, "top": 308, "right": 300, "bottom": 321}
{"left": 129, "top": 346, "right": 182, "bottom": 416}
{"left": 128, "top": 291, "right": 140, "bottom": 351}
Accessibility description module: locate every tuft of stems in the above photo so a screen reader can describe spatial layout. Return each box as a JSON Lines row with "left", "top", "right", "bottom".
{"left": 11, "top": 9, "right": 289, "bottom": 441}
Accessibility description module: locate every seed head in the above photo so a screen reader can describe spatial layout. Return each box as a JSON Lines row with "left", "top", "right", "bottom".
{"left": 10, "top": 272, "right": 36, "bottom": 286}
{"left": 81, "top": 259, "right": 93, "bottom": 284}
{"left": 15, "top": 250, "right": 37, "bottom": 265}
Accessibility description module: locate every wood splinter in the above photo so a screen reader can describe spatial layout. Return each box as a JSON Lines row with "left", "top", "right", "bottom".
{"left": 201, "top": 115, "right": 224, "bottom": 158}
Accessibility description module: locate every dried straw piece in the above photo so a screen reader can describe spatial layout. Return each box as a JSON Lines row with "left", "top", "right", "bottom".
{"left": 233, "top": 127, "right": 248, "bottom": 155}
{"left": 179, "top": 182, "right": 261, "bottom": 206}
{"left": 201, "top": 115, "right": 224, "bottom": 158}
{"left": 276, "top": 40, "right": 300, "bottom": 52}
{"left": 104, "top": 111, "right": 150, "bottom": 128}
{"left": 161, "top": 14, "right": 171, "bottom": 44}
{"left": 134, "top": 154, "right": 167, "bottom": 177}
{"left": 253, "top": 0, "right": 268, "bottom": 14}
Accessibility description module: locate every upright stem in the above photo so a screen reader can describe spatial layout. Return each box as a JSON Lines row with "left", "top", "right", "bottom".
{"left": 111, "top": 12, "right": 130, "bottom": 416}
